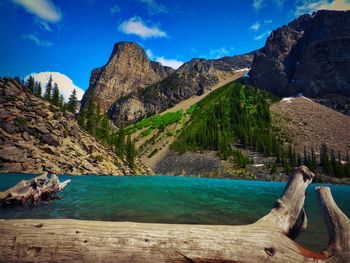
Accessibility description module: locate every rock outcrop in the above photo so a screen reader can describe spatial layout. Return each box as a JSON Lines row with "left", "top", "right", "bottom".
{"left": 109, "top": 53, "right": 254, "bottom": 126}
{"left": 0, "top": 78, "right": 151, "bottom": 175}
{"left": 249, "top": 10, "right": 350, "bottom": 113}
{"left": 80, "top": 42, "right": 174, "bottom": 113}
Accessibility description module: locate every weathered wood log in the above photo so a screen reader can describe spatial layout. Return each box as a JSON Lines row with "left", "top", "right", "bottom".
{"left": 0, "top": 173, "right": 71, "bottom": 206}
{"left": 0, "top": 166, "right": 349, "bottom": 262}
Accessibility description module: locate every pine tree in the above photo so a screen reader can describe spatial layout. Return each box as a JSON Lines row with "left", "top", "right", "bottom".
{"left": 304, "top": 146, "right": 308, "bottom": 165}
{"left": 59, "top": 95, "right": 65, "bottom": 111}
{"left": 34, "top": 81, "right": 42, "bottom": 97}
{"left": 115, "top": 126, "right": 125, "bottom": 159}
{"left": 25, "top": 76, "right": 35, "bottom": 93}
{"left": 297, "top": 153, "right": 302, "bottom": 166}
{"left": 67, "top": 89, "right": 78, "bottom": 113}
{"left": 97, "top": 114, "right": 110, "bottom": 143}
{"left": 44, "top": 75, "right": 53, "bottom": 102}
{"left": 126, "top": 135, "right": 135, "bottom": 170}
{"left": 310, "top": 147, "right": 317, "bottom": 171}
{"left": 52, "top": 83, "right": 60, "bottom": 106}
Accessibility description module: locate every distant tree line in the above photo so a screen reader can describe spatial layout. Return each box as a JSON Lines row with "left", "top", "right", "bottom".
{"left": 24, "top": 75, "right": 78, "bottom": 114}
{"left": 300, "top": 144, "right": 350, "bottom": 178}
{"left": 170, "top": 82, "right": 350, "bottom": 178}
{"left": 78, "top": 95, "right": 136, "bottom": 170}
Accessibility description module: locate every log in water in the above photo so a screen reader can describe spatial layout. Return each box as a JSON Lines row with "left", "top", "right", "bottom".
{"left": 1, "top": 167, "right": 349, "bottom": 262}
{"left": 0, "top": 171, "right": 349, "bottom": 251}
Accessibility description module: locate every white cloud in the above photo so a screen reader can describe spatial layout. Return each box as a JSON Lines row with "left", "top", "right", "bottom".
{"left": 156, "top": 57, "right": 183, "bottom": 69}
{"left": 110, "top": 5, "right": 121, "bottom": 14}
{"left": 12, "top": 0, "right": 62, "bottom": 23}
{"left": 25, "top": 72, "right": 84, "bottom": 101}
{"left": 249, "top": 21, "right": 261, "bottom": 31}
{"left": 208, "top": 46, "right": 235, "bottom": 59}
{"left": 253, "top": 0, "right": 264, "bottom": 10}
{"left": 264, "top": 19, "right": 273, "bottom": 24}
{"left": 145, "top": 49, "right": 183, "bottom": 69}
{"left": 295, "top": 0, "right": 350, "bottom": 16}
{"left": 254, "top": 30, "right": 272, "bottom": 40}
{"left": 139, "top": 0, "right": 167, "bottom": 14}
{"left": 118, "top": 16, "right": 167, "bottom": 39}
{"left": 22, "top": 34, "right": 53, "bottom": 47}
{"left": 146, "top": 49, "right": 154, "bottom": 59}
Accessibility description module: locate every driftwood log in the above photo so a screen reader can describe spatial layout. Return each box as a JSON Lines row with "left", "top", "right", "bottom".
{"left": 0, "top": 166, "right": 349, "bottom": 262}
{"left": 0, "top": 173, "right": 71, "bottom": 206}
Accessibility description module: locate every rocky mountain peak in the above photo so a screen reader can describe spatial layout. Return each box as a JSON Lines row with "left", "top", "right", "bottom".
{"left": 109, "top": 52, "right": 255, "bottom": 126}
{"left": 107, "top": 41, "right": 148, "bottom": 65}
{"left": 80, "top": 41, "right": 174, "bottom": 113}
{"left": 249, "top": 10, "right": 350, "bottom": 114}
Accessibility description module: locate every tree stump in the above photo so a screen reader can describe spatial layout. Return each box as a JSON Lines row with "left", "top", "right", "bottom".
{"left": 0, "top": 173, "right": 71, "bottom": 206}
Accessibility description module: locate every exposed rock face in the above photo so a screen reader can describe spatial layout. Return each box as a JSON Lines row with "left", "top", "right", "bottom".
{"left": 249, "top": 10, "right": 350, "bottom": 113}
{"left": 0, "top": 78, "right": 151, "bottom": 175}
{"left": 271, "top": 96, "right": 350, "bottom": 156}
{"left": 109, "top": 53, "right": 254, "bottom": 126}
{"left": 81, "top": 42, "right": 174, "bottom": 113}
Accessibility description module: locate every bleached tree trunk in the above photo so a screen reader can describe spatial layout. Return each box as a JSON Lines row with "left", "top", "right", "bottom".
{"left": 0, "top": 173, "right": 71, "bottom": 206}
{"left": 0, "top": 166, "right": 349, "bottom": 262}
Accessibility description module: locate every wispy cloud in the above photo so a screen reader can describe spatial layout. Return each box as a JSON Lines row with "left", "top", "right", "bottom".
{"left": 110, "top": 5, "right": 121, "bottom": 14}
{"left": 264, "top": 19, "right": 273, "bottom": 24}
{"left": 118, "top": 16, "right": 167, "bottom": 39}
{"left": 139, "top": 0, "right": 167, "bottom": 15}
{"left": 254, "top": 30, "right": 271, "bottom": 40}
{"left": 12, "top": 0, "right": 62, "bottom": 23}
{"left": 208, "top": 46, "right": 235, "bottom": 59}
{"left": 156, "top": 57, "right": 183, "bottom": 69}
{"left": 294, "top": 0, "right": 350, "bottom": 16}
{"left": 253, "top": 0, "right": 264, "bottom": 10}
{"left": 35, "top": 19, "right": 52, "bottom": 32}
{"left": 249, "top": 21, "right": 261, "bottom": 31}
{"left": 22, "top": 34, "right": 53, "bottom": 47}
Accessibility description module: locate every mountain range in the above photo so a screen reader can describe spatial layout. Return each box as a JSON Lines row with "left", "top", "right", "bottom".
{"left": 1, "top": 10, "right": 349, "bottom": 178}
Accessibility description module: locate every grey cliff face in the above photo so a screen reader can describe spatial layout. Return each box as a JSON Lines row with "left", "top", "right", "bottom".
{"left": 80, "top": 41, "right": 174, "bottom": 113}
{"left": 249, "top": 10, "right": 350, "bottom": 101}
{"left": 109, "top": 52, "right": 255, "bottom": 126}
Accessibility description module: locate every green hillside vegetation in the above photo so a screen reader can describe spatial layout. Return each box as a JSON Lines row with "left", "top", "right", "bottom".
{"left": 124, "top": 110, "right": 184, "bottom": 135}
{"left": 171, "top": 82, "right": 282, "bottom": 165}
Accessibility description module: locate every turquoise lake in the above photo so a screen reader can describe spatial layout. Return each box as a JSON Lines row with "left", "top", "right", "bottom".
{"left": 1, "top": 173, "right": 350, "bottom": 251}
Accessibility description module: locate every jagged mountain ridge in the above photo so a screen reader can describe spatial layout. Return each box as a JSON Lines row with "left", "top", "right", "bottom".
{"left": 109, "top": 52, "right": 254, "bottom": 126}
{"left": 80, "top": 41, "right": 175, "bottom": 113}
{"left": 249, "top": 10, "right": 350, "bottom": 114}
{"left": 0, "top": 79, "right": 151, "bottom": 175}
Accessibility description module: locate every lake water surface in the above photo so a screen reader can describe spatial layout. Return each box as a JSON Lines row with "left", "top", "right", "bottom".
{"left": 1, "top": 173, "right": 349, "bottom": 251}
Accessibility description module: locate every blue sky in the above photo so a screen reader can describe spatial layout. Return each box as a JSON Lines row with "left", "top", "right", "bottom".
{"left": 1, "top": 0, "right": 349, "bottom": 95}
